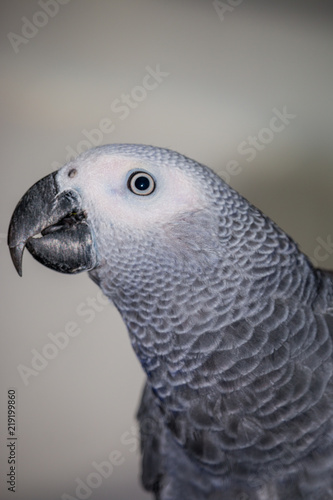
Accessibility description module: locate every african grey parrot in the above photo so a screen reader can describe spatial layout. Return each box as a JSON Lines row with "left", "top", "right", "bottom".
{"left": 8, "top": 144, "right": 333, "bottom": 500}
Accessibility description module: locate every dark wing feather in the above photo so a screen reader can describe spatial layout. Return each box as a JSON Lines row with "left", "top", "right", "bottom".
{"left": 137, "top": 382, "right": 164, "bottom": 496}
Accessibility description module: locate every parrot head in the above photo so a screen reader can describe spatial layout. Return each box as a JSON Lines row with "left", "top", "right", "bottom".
{"left": 8, "top": 144, "right": 223, "bottom": 282}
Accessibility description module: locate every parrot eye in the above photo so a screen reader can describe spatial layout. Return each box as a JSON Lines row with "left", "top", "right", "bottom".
{"left": 128, "top": 171, "right": 155, "bottom": 196}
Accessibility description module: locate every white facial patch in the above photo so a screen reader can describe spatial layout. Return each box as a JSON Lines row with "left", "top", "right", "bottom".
{"left": 57, "top": 154, "right": 208, "bottom": 231}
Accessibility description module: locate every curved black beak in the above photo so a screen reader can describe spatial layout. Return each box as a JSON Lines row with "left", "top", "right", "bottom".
{"left": 8, "top": 172, "right": 98, "bottom": 276}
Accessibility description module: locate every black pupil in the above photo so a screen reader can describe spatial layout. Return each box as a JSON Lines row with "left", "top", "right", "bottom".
{"left": 135, "top": 176, "right": 150, "bottom": 191}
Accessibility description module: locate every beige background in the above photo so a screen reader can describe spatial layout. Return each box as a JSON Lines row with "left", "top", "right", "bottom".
{"left": 1, "top": 1, "right": 333, "bottom": 499}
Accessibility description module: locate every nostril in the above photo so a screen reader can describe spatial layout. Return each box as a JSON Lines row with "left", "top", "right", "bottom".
{"left": 68, "top": 168, "right": 77, "bottom": 178}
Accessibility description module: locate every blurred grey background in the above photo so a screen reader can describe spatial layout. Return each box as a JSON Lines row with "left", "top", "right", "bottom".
{"left": 1, "top": 1, "right": 333, "bottom": 499}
